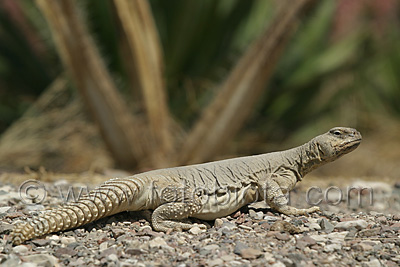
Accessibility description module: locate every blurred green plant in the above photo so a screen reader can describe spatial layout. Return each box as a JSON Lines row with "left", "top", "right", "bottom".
{"left": 0, "top": 0, "right": 399, "bottom": 170}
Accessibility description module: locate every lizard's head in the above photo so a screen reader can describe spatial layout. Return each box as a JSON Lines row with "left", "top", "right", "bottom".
{"left": 314, "top": 127, "right": 362, "bottom": 162}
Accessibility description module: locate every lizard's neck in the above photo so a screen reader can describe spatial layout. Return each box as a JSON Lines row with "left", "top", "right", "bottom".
{"left": 293, "top": 139, "right": 325, "bottom": 179}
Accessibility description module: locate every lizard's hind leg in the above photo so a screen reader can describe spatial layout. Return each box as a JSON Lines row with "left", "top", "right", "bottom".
{"left": 151, "top": 187, "right": 206, "bottom": 232}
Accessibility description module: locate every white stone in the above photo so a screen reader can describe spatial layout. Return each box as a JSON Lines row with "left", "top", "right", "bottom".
{"left": 189, "top": 226, "right": 206, "bottom": 235}
{"left": 334, "top": 220, "right": 368, "bottom": 230}
{"left": 203, "top": 244, "right": 220, "bottom": 251}
{"left": 0, "top": 206, "right": 11, "bottom": 213}
{"left": 148, "top": 237, "right": 174, "bottom": 250}
{"left": 99, "top": 242, "right": 108, "bottom": 251}
{"left": 308, "top": 223, "right": 321, "bottom": 231}
{"left": 60, "top": 236, "right": 76, "bottom": 245}
{"left": 13, "top": 245, "right": 29, "bottom": 254}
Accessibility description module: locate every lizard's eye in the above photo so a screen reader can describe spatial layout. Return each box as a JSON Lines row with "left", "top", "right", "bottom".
{"left": 331, "top": 130, "right": 341, "bottom": 136}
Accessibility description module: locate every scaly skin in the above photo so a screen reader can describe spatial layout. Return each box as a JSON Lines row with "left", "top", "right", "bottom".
{"left": 9, "top": 127, "right": 361, "bottom": 245}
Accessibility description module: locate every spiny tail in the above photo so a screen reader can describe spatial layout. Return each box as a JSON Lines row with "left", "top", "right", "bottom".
{"left": 10, "top": 177, "right": 144, "bottom": 245}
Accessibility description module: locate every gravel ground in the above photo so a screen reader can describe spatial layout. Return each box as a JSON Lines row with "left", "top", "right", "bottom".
{"left": 0, "top": 178, "right": 399, "bottom": 267}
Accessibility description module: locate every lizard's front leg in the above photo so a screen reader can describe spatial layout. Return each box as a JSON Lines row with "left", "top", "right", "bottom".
{"left": 151, "top": 186, "right": 206, "bottom": 232}
{"left": 259, "top": 174, "right": 320, "bottom": 216}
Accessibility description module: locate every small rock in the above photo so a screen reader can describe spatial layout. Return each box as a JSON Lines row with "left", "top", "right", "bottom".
{"left": 99, "top": 241, "right": 108, "bottom": 251}
{"left": 107, "top": 254, "right": 119, "bottom": 262}
{"left": 238, "top": 224, "right": 252, "bottom": 230}
{"left": 138, "top": 225, "right": 152, "bottom": 232}
{"left": 99, "top": 247, "right": 118, "bottom": 258}
{"left": 308, "top": 222, "right": 321, "bottom": 231}
{"left": 392, "top": 214, "right": 400, "bottom": 220}
{"left": 364, "top": 258, "right": 382, "bottom": 267}
{"left": 233, "top": 241, "right": 249, "bottom": 255}
{"left": 206, "top": 258, "right": 224, "bottom": 266}
{"left": 221, "top": 222, "right": 237, "bottom": 229}
{"left": 249, "top": 210, "right": 263, "bottom": 220}
{"left": 352, "top": 242, "right": 374, "bottom": 251}
{"left": 48, "top": 235, "right": 60, "bottom": 242}
{"left": 0, "top": 222, "right": 14, "bottom": 234}
{"left": 297, "top": 236, "right": 316, "bottom": 246}
{"left": 319, "top": 218, "right": 334, "bottom": 233}
{"left": 126, "top": 248, "right": 146, "bottom": 255}
{"left": 111, "top": 228, "right": 126, "bottom": 238}
{"left": 13, "top": 245, "right": 29, "bottom": 254}
{"left": 358, "top": 228, "right": 381, "bottom": 237}
{"left": 214, "top": 218, "right": 223, "bottom": 228}
{"left": 189, "top": 226, "right": 205, "bottom": 235}
{"left": 327, "top": 231, "right": 348, "bottom": 242}
{"left": 309, "top": 234, "right": 327, "bottom": 243}
{"left": 323, "top": 243, "right": 342, "bottom": 252}
{"left": 270, "top": 221, "right": 300, "bottom": 234}
{"left": 334, "top": 220, "right": 368, "bottom": 230}
{"left": 238, "top": 248, "right": 263, "bottom": 259}
{"left": 55, "top": 247, "right": 77, "bottom": 257}
{"left": 60, "top": 236, "right": 76, "bottom": 245}
{"left": 264, "top": 216, "right": 278, "bottom": 222}
{"left": 22, "top": 254, "right": 57, "bottom": 267}
{"left": 0, "top": 206, "right": 11, "bottom": 214}
{"left": 275, "top": 232, "right": 290, "bottom": 241}
{"left": 203, "top": 244, "right": 220, "bottom": 251}
{"left": 69, "top": 258, "right": 86, "bottom": 266}
{"left": 148, "top": 236, "right": 173, "bottom": 250}
{"left": 220, "top": 254, "right": 236, "bottom": 261}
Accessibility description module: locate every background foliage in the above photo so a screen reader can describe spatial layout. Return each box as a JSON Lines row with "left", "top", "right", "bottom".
{"left": 0, "top": 0, "right": 399, "bottom": 173}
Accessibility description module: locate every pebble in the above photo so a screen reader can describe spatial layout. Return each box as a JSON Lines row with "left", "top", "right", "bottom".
{"left": 238, "top": 224, "right": 253, "bottom": 230}
{"left": 214, "top": 218, "right": 223, "bottom": 228}
{"left": 22, "top": 254, "right": 57, "bottom": 266}
{"left": 203, "top": 244, "right": 220, "bottom": 251}
{"left": 334, "top": 219, "right": 368, "bottom": 230}
{"left": 189, "top": 226, "right": 205, "bottom": 235}
{"left": 99, "top": 241, "right": 108, "bottom": 251}
{"left": 249, "top": 210, "right": 264, "bottom": 220}
{"left": 274, "top": 232, "right": 290, "bottom": 241}
{"left": 319, "top": 218, "right": 335, "bottom": 232}
{"left": 239, "top": 248, "right": 263, "bottom": 259}
{"left": 365, "top": 258, "right": 382, "bottom": 267}
{"left": 270, "top": 221, "right": 300, "bottom": 233}
{"left": 60, "top": 236, "right": 76, "bottom": 245}
{"left": 206, "top": 258, "right": 224, "bottom": 266}
{"left": 323, "top": 243, "right": 342, "bottom": 252}
{"left": 264, "top": 216, "right": 278, "bottom": 222}
{"left": 107, "top": 253, "right": 119, "bottom": 262}
{"left": 220, "top": 254, "right": 236, "bottom": 261}
{"left": 0, "top": 206, "right": 11, "bottom": 214}
{"left": 308, "top": 222, "right": 321, "bottom": 230}
{"left": 54, "top": 247, "right": 77, "bottom": 257}
{"left": 148, "top": 237, "right": 174, "bottom": 251}
{"left": 233, "top": 241, "right": 249, "bottom": 255}
{"left": 13, "top": 245, "right": 28, "bottom": 254}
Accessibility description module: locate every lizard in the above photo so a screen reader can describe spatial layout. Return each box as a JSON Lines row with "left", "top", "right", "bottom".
{"left": 9, "top": 127, "right": 361, "bottom": 245}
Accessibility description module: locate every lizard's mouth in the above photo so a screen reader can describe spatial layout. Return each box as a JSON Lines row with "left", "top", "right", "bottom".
{"left": 338, "top": 139, "right": 361, "bottom": 152}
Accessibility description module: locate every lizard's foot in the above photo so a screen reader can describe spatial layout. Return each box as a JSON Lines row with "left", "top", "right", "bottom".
{"left": 151, "top": 200, "right": 203, "bottom": 232}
